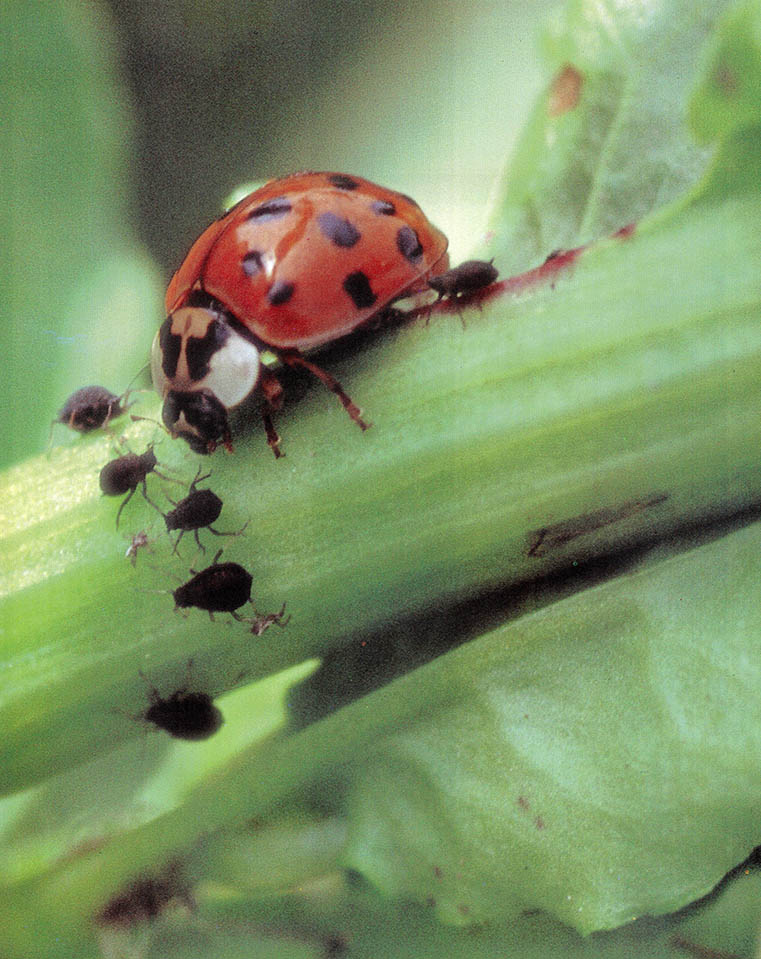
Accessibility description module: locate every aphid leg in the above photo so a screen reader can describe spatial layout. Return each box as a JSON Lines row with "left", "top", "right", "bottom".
{"left": 207, "top": 519, "right": 249, "bottom": 539}
{"left": 281, "top": 351, "right": 370, "bottom": 431}
{"left": 46, "top": 420, "right": 58, "bottom": 457}
{"left": 152, "top": 469, "right": 186, "bottom": 488}
{"left": 189, "top": 467, "right": 212, "bottom": 493}
{"left": 138, "top": 668, "right": 162, "bottom": 705}
{"left": 139, "top": 478, "right": 165, "bottom": 517}
{"left": 193, "top": 529, "right": 206, "bottom": 554}
{"left": 172, "top": 530, "right": 187, "bottom": 556}
{"left": 115, "top": 487, "right": 136, "bottom": 529}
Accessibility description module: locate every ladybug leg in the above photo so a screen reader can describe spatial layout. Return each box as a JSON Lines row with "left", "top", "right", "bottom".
{"left": 280, "top": 351, "right": 370, "bottom": 432}
{"left": 259, "top": 368, "right": 284, "bottom": 458}
{"left": 262, "top": 408, "right": 283, "bottom": 459}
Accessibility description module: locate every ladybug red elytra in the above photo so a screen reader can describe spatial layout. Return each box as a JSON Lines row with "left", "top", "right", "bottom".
{"left": 151, "top": 171, "right": 471, "bottom": 456}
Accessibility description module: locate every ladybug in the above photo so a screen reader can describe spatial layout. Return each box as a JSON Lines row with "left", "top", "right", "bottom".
{"left": 151, "top": 171, "right": 456, "bottom": 456}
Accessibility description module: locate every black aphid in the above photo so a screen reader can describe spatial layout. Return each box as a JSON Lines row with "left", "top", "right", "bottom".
{"left": 99, "top": 446, "right": 166, "bottom": 528}
{"left": 164, "top": 468, "right": 247, "bottom": 553}
{"left": 428, "top": 259, "right": 499, "bottom": 301}
{"left": 135, "top": 663, "right": 223, "bottom": 741}
{"left": 53, "top": 385, "right": 130, "bottom": 434}
{"left": 173, "top": 548, "right": 253, "bottom": 620}
{"left": 97, "top": 861, "right": 193, "bottom": 926}
{"left": 144, "top": 687, "right": 223, "bottom": 740}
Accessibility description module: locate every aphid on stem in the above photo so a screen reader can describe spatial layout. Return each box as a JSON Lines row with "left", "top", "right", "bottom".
{"left": 163, "top": 467, "right": 248, "bottom": 554}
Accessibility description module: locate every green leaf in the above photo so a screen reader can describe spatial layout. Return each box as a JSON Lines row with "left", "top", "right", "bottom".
{"left": 689, "top": 0, "right": 761, "bottom": 143}
{"left": 4, "top": 0, "right": 761, "bottom": 955}
{"left": 4, "top": 112, "right": 761, "bottom": 793}
{"left": 483, "top": 0, "right": 729, "bottom": 274}
{"left": 0, "top": 661, "right": 317, "bottom": 888}
{"left": 89, "top": 867, "right": 761, "bottom": 959}
{"left": 0, "top": 0, "right": 161, "bottom": 468}
{"left": 342, "top": 520, "right": 761, "bottom": 932}
{"left": 10, "top": 519, "right": 761, "bottom": 953}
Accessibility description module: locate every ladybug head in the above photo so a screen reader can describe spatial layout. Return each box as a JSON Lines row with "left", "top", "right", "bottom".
{"left": 151, "top": 305, "right": 261, "bottom": 452}
{"left": 160, "top": 388, "right": 229, "bottom": 454}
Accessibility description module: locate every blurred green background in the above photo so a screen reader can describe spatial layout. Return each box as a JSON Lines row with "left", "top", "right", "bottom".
{"left": 1, "top": 0, "right": 555, "bottom": 470}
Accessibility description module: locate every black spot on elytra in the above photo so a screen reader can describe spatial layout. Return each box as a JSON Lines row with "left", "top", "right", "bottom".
{"left": 328, "top": 174, "right": 359, "bottom": 190}
{"left": 186, "top": 319, "right": 230, "bottom": 382}
{"left": 268, "top": 280, "right": 295, "bottom": 305}
{"left": 318, "top": 212, "right": 361, "bottom": 247}
{"left": 397, "top": 225, "right": 423, "bottom": 263}
{"left": 343, "top": 271, "right": 376, "bottom": 309}
{"left": 159, "top": 318, "right": 182, "bottom": 379}
{"left": 372, "top": 199, "right": 396, "bottom": 216}
{"left": 247, "top": 197, "right": 291, "bottom": 221}
{"left": 241, "top": 250, "right": 264, "bottom": 276}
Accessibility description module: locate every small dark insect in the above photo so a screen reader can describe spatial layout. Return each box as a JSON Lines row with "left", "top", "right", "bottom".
{"left": 97, "top": 860, "right": 194, "bottom": 926}
{"left": 52, "top": 384, "right": 130, "bottom": 435}
{"left": 173, "top": 548, "right": 254, "bottom": 620}
{"left": 139, "top": 667, "right": 223, "bottom": 740}
{"left": 99, "top": 445, "right": 167, "bottom": 528}
{"left": 125, "top": 530, "right": 150, "bottom": 566}
{"left": 428, "top": 259, "right": 499, "bottom": 302}
{"left": 164, "top": 468, "right": 247, "bottom": 554}
{"left": 249, "top": 602, "right": 290, "bottom": 636}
